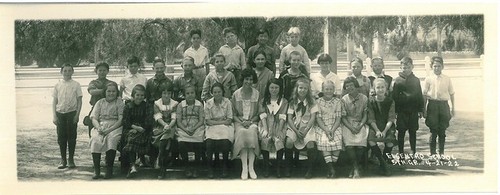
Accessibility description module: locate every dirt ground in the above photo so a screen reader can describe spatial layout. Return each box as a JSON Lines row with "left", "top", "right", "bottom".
{"left": 14, "top": 67, "right": 489, "bottom": 192}
{"left": 16, "top": 111, "right": 484, "bottom": 182}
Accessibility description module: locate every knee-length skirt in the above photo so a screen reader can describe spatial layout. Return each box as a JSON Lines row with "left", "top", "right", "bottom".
{"left": 232, "top": 123, "right": 260, "bottom": 158}
{"left": 89, "top": 119, "right": 122, "bottom": 153}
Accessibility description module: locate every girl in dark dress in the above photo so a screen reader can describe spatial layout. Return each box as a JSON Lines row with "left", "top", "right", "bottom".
{"left": 122, "top": 84, "right": 154, "bottom": 178}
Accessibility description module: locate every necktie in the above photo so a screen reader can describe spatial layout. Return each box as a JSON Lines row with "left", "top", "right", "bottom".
{"left": 296, "top": 101, "right": 306, "bottom": 115}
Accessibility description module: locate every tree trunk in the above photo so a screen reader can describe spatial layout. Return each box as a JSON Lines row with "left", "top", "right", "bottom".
{"left": 328, "top": 29, "right": 338, "bottom": 74}
{"left": 365, "top": 36, "right": 373, "bottom": 59}
{"left": 436, "top": 20, "right": 443, "bottom": 57}
{"left": 376, "top": 31, "right": 386, "bottom": 58}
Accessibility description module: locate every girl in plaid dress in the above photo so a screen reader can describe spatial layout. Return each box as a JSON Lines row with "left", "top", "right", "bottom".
{"left": 176, "top": 85, "right": 205, "bottom": 178}
{"left": 315, "top": 80, "right": 343, "bottom": 178}
{"left": 122, "top": 84, "right": 154, "bottom": 179}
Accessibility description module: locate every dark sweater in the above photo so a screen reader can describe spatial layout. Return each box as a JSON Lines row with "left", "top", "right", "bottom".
{"left": 392, "top": 72, "right": 424, "bottom": 113}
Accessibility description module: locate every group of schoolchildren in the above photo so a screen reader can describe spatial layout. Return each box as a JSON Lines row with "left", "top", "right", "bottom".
{"left": 51, "top": 26, "right": 455, "bottom": 180}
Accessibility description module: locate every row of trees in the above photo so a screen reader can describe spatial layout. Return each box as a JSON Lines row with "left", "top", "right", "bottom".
{"left": 15, "top": 15, "right": 483, "bottom": 68}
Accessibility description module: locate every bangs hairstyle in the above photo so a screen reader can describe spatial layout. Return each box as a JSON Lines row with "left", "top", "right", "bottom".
{"left": 350, "top": 57, "right": 364, "bottom": 68}
{"left": 373, "top": 78, "right": 388, "bottom": 88}
{"left": 262, "top": 78, "right": 284, "bottom": 107}
{"left": 60, "top": 63, "right": 74, "bottom": 73}
{"left": 343, "top": 76, "right": 360, "bottom": 89}
{"left": 183, "top": 84, "right": 197, "bottom": 96}
{"left": 400, "top": 56, "right": 413, "bottom": 66}
{"left": 317, "top": 53, "right": 333, "bottom": 64}
{"left": 161, "top": 82, "right": 174, "bottom": 94}
{"left": 249, "top": 50, "right": 269, "bottom": 68}
{"left": 240, "top": 68, "right": 258, "bottom": 84}
{"left": 321, "top": 80, "right": 336, "bottom": 91}
{"left": 127, "top": 56, "right": 140, "bottom": 65}
{"left": 103, "top": 82, "right": 119, "bottom": 99}
{"left": 210, "top": 82, "right": 225, "bottom": 97}
{"left": 190, "top": 29, "right": 202, "bottom": 37}
{"left": 213, "top": 53, "right": 226, "bottom": 63}
{"left": 291, "top": 78, "right": 314, "bottom": 106}
{"left": 131, "top": 84, "right": 146, "bottom": 98}
{"left": 289, "top": 50, "right": 302, "bottom": 60}
{"left": 95, "top": 62, "right": 110, "bottom": 71}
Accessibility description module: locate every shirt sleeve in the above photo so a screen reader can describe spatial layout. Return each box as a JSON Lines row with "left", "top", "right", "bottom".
{"left": 310, "top": 104, "right": 319, "bottom": 113}
{"left": 422, "top": 77, "right": 430, "bottom": 97}
{"left": 302, "top": 49, "right": 311, "bottom": 74}
{"left": 287, "top": 103, "right": 294, "bottom": 115}
{"left": 203, "top": 101, "right": 212, "bottom": 120}
{"left": 76, "top": 82, "right": 83, "bottom": 97}
{"left": 448, "top": 77, "right": 455, "bottom": 95}
{"left": 171, "top": 102, "right": 178, "bottom": 120}
{"left": 225, "top": 99, "right": 233, "bottom": 120}
{"left": 278, "top": 100, "right": 289, "bottom": 120}
{"left": 240, "top": 49, "right": 247, "bottom": 70}
{"left": 153, "top": 103, "right": 163, "bottom": 121}
{"left": 90, "top": 99, "right": 101, "bottom": 120}
{"left": 201, "top": 75, "right": 211, "bottom": 101}
{"left": 52, "top": 83, "right": 58, "bottom": 98}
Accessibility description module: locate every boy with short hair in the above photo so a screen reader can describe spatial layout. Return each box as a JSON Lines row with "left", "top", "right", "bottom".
{"left": 120, "top": 56, "right": 147, "bottom": 103}
{"left": 423, "top": 56, "right": 455, "bottom": 161}
{"left": 173, "top": 56, "right": 201, "bottom": 102}
{"left": 52, "top": 64, "right": 83, "bottom": 169}
{"left": 247, "top": 28, "right": 278, "bottom": 75}
{"left": 392, "top": 57, "right": 424, "bottom": 156}
{"left": 146, "top": 57, "right": 173, "bottom": 103}
{"left": 218, "top": 27, "right": 246, "bottom": 87}
{"left": 278, "top": 27, "right": 311, "bottom": 75}
{"left": 184, "top": 29, "right": 210, "bottom": 93}
{"left": 368, "top": 57, "right": 393, "bottom": 96}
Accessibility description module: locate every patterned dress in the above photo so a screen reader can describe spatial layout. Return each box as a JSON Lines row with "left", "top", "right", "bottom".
{"left": 176, "top": 100, "right": 205, "bottom": 143}
{"left": 89, "top": 98, "right": 125, "bottom": 153}
{"left": 204, "top": 97, "right": 234, "bottom": 142}
{"left": 315, "top": 97, "right": 344, "bottom": 152}
{"left": 232, "top": 88, "right": 260, "bottom": 158}
{"left": 122, "top": 101, "right": 154, "bottom": 154}
{"left": 286, "top": 99, "right": 318, "bottom": 150}
{"left": 259, "top": 98, "right": 288, "bottom": 152}
{"left": 341, "top": 93, "right": 369, "bottom": 147}
{"left": 152, "top": 98, "right": 178, "bottom": 146}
